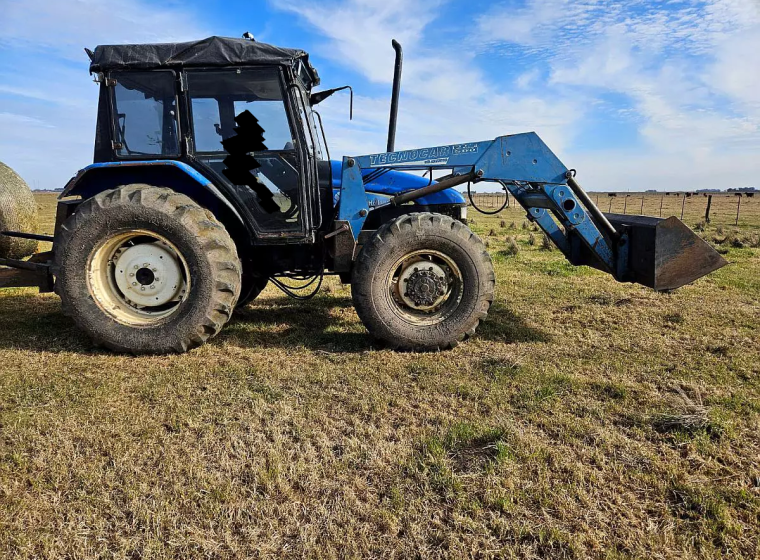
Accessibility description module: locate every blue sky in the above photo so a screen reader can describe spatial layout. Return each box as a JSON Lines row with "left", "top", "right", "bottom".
{"left": 0, "top": 0, "right": 758, "bottom": 191}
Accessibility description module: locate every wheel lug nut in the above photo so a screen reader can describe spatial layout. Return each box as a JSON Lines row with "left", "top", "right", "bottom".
{"left": 150, "top": 285, "right": 155, "bottom": 290}
{"left": 132, "top": 282, "right": 137, "bottom": 286}
{"left": 152, "top": 268, "right": 157, "bottom": 272}
{"left": 140, "top": 286, "right": 145, "bottom": 291}
{"left": 129, "top": 272, "right": 134, "bottom": 277}
{"left": 134, "top": 265, "right": 139, "bottom": 270}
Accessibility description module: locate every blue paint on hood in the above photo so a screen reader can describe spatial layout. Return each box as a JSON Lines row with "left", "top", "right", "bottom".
{"left": 330, "top": 160, "right": 465, "bottom": 206}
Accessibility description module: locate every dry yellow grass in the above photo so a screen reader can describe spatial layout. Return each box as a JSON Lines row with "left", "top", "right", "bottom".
{"left": 0, "top": 193, "right": 757, "bottom": 558}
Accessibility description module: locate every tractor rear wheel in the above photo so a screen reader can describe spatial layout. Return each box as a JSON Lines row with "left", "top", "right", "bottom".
{"left": 352, "top": 212, "right": 494, "bottom": 351}
{"left": 55, "top": 184, "right": 241, "bottom": 354}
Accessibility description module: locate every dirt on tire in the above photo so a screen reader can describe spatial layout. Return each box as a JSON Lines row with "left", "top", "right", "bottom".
{"left": 351, "top": 212, "right": 495, "bottom": 351}
{"left": 55, "top": 184, "right": 241, "bottom": 354}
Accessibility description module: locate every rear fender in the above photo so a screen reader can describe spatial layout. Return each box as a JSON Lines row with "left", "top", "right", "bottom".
{"left": 60, "top": 160, "right": 250, "bottom": 244}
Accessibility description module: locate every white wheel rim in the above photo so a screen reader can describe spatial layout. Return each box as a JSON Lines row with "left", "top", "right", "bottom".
{"left": 113, "top": 242, "right": 183, "bottom": 307}
{"left": 87, "top": 230, "right": 190, "bottom": 325}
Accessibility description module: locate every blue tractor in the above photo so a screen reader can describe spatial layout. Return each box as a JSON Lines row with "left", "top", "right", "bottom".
{"left": 0, "top": 35, "right": 726, "bottom": 354}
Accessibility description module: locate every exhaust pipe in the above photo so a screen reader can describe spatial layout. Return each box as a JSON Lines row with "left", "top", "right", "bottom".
{"left": 387, "top": 39, "right": 403, "bottom": 153}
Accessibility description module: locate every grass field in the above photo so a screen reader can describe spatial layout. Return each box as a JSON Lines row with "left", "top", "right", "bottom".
{"left": 0, "top": 193, "right": 758, "bottom": 559}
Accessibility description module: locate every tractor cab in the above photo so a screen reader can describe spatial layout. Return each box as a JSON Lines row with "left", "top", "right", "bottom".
{"left": 87, "top": 36, "right": 328, "bottom": 243}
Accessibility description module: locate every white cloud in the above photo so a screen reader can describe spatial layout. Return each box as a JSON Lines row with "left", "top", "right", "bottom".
{"left": 0, "top": 112, "right": 55, "bottom": 128}
{"left": 0, "top": 0, "right": 207, "bottom": 59}
{"left": 280, "top": 0, "right": 760, "bottom": 191}
{"left": 475, "top": 0, "right": 760, "bottom": 189}
{"left": 276, "top": 0, "right": 446, "bottom": 87}
{"left": 571, "top": 149, "right": 759, "bottom": 192}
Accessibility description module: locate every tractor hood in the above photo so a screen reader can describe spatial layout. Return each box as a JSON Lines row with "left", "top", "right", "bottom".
{"left": 330, "top": 160, "right": 466, "bottom": 207}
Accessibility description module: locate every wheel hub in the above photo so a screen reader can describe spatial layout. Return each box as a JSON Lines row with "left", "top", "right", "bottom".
{"left": 400, "top": 262, "right": 448, "bottom": 309}
{"left": 112, "top": 242, "right": 184, "bottom": 308}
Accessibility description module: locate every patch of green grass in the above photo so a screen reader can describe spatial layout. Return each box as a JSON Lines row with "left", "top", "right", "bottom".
{"left": 417, "top": 422, "right": 514, "bottom": 483}
{"left": 664, "top": 312, "right": 685, "bottom": 325}
{"left": 540, "top": 259, "right": 586, "bottom": 277}
{"left": 478, "top": 356, "right": 522, "bottom": 382}
{"left": 513, "top": 373, "right": 575, "bottom": 409}
{"left": 667, "top": 480, "right": 746, "bottom": 551}
{"left": 589, "top": 380, "right": 629, "bottom": 400}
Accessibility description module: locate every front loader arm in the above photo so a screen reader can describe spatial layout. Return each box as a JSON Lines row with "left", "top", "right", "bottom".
{"left": 345, "top": 132, "right": 618, "bottom": 274}
{"left": 338, "top": 132, "right": 725, "bottom": 291}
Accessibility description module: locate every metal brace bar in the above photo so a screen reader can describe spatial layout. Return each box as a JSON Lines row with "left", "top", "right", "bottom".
{"left": 1, "top": 231, "right": 55, "bottom": 242}
{"left": 506, "top": 182, "right": 617, "bottom": 273}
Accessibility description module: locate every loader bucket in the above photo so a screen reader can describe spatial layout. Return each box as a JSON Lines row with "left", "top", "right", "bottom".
{"left": 605, "top": 213, "right": 727, "bottom": 291}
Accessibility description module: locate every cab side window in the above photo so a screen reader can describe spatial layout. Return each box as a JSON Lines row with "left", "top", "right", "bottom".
{"left": 111, "top": 71, "right": 178, "bottom": 157}
{"left": 187, "top": 68, "right": 294, "bottom": 152}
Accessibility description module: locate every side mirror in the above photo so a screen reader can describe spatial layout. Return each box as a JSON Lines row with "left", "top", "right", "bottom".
{"left": 309, "top": 85, "right": 353, "bottom": 120}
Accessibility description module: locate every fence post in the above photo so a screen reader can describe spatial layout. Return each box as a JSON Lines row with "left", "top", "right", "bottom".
{"left": 704, "top": 195, "right": 712, "bottom": 223}
{"left": 659, "top": 195, "right": 664, "bottom": 217}
{"left": 623, "top": 195, "right": 628, "bottom": 214}
{"left": 640, "top": 195, "right": 644, "bottom": 215}
{"left": 680, "top": 194, "right": 686, "bottom": 220}
{"left": 736, "top": 194, "right": 742, "bottom": 226}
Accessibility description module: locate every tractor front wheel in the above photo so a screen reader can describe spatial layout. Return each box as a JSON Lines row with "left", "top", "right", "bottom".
{"left": 236, "top": 272, "right": 269, "bottom": 309}
{"left": 55, "top": 184, "right": 241, "bottom": 354}
{"left": 352, "top": 212, "right": 495, "bottom": 351}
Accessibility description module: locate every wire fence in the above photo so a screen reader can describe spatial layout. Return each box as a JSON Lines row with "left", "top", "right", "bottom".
{"left": 466, "top": 191, "right": 760, "bottom": 228}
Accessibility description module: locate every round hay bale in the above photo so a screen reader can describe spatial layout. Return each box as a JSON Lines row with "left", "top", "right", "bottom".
{"left": 0, "top": 161, "right": 39, "bottom": 259}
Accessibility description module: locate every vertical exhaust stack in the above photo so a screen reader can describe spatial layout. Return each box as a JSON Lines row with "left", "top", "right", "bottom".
{"left": 387, "top": 40, "right": 403, "bottom": 153}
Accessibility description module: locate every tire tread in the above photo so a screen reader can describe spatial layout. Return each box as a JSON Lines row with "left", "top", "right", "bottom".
{"left": 55, "top": 184, "right": 241, "bottom": 354}
{"left": 352, "top": 212, "right": 495, "bottom": 351}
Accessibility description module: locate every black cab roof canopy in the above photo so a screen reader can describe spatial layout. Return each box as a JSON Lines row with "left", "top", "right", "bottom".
{"left": 87, "top": 35, "right": 320, "bottom": 86}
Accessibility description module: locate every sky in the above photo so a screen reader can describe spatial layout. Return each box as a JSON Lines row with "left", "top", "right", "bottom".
{"left": 0, "top": 0, "right": 758, "bottom": 191}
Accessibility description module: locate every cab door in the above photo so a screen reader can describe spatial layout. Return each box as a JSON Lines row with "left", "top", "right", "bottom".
{"left": 184, "top": 67, "right": 318, "bottom": 241}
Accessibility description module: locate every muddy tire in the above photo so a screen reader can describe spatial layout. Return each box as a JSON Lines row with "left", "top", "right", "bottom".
{"left": 55, "top": 184, "right": 241, "bottom": 354}
{"left": 0, "top": 161, "right": 39, "bottom": 259}
{"left": 352, "top": 212, "right": 495, "bottom": 351}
